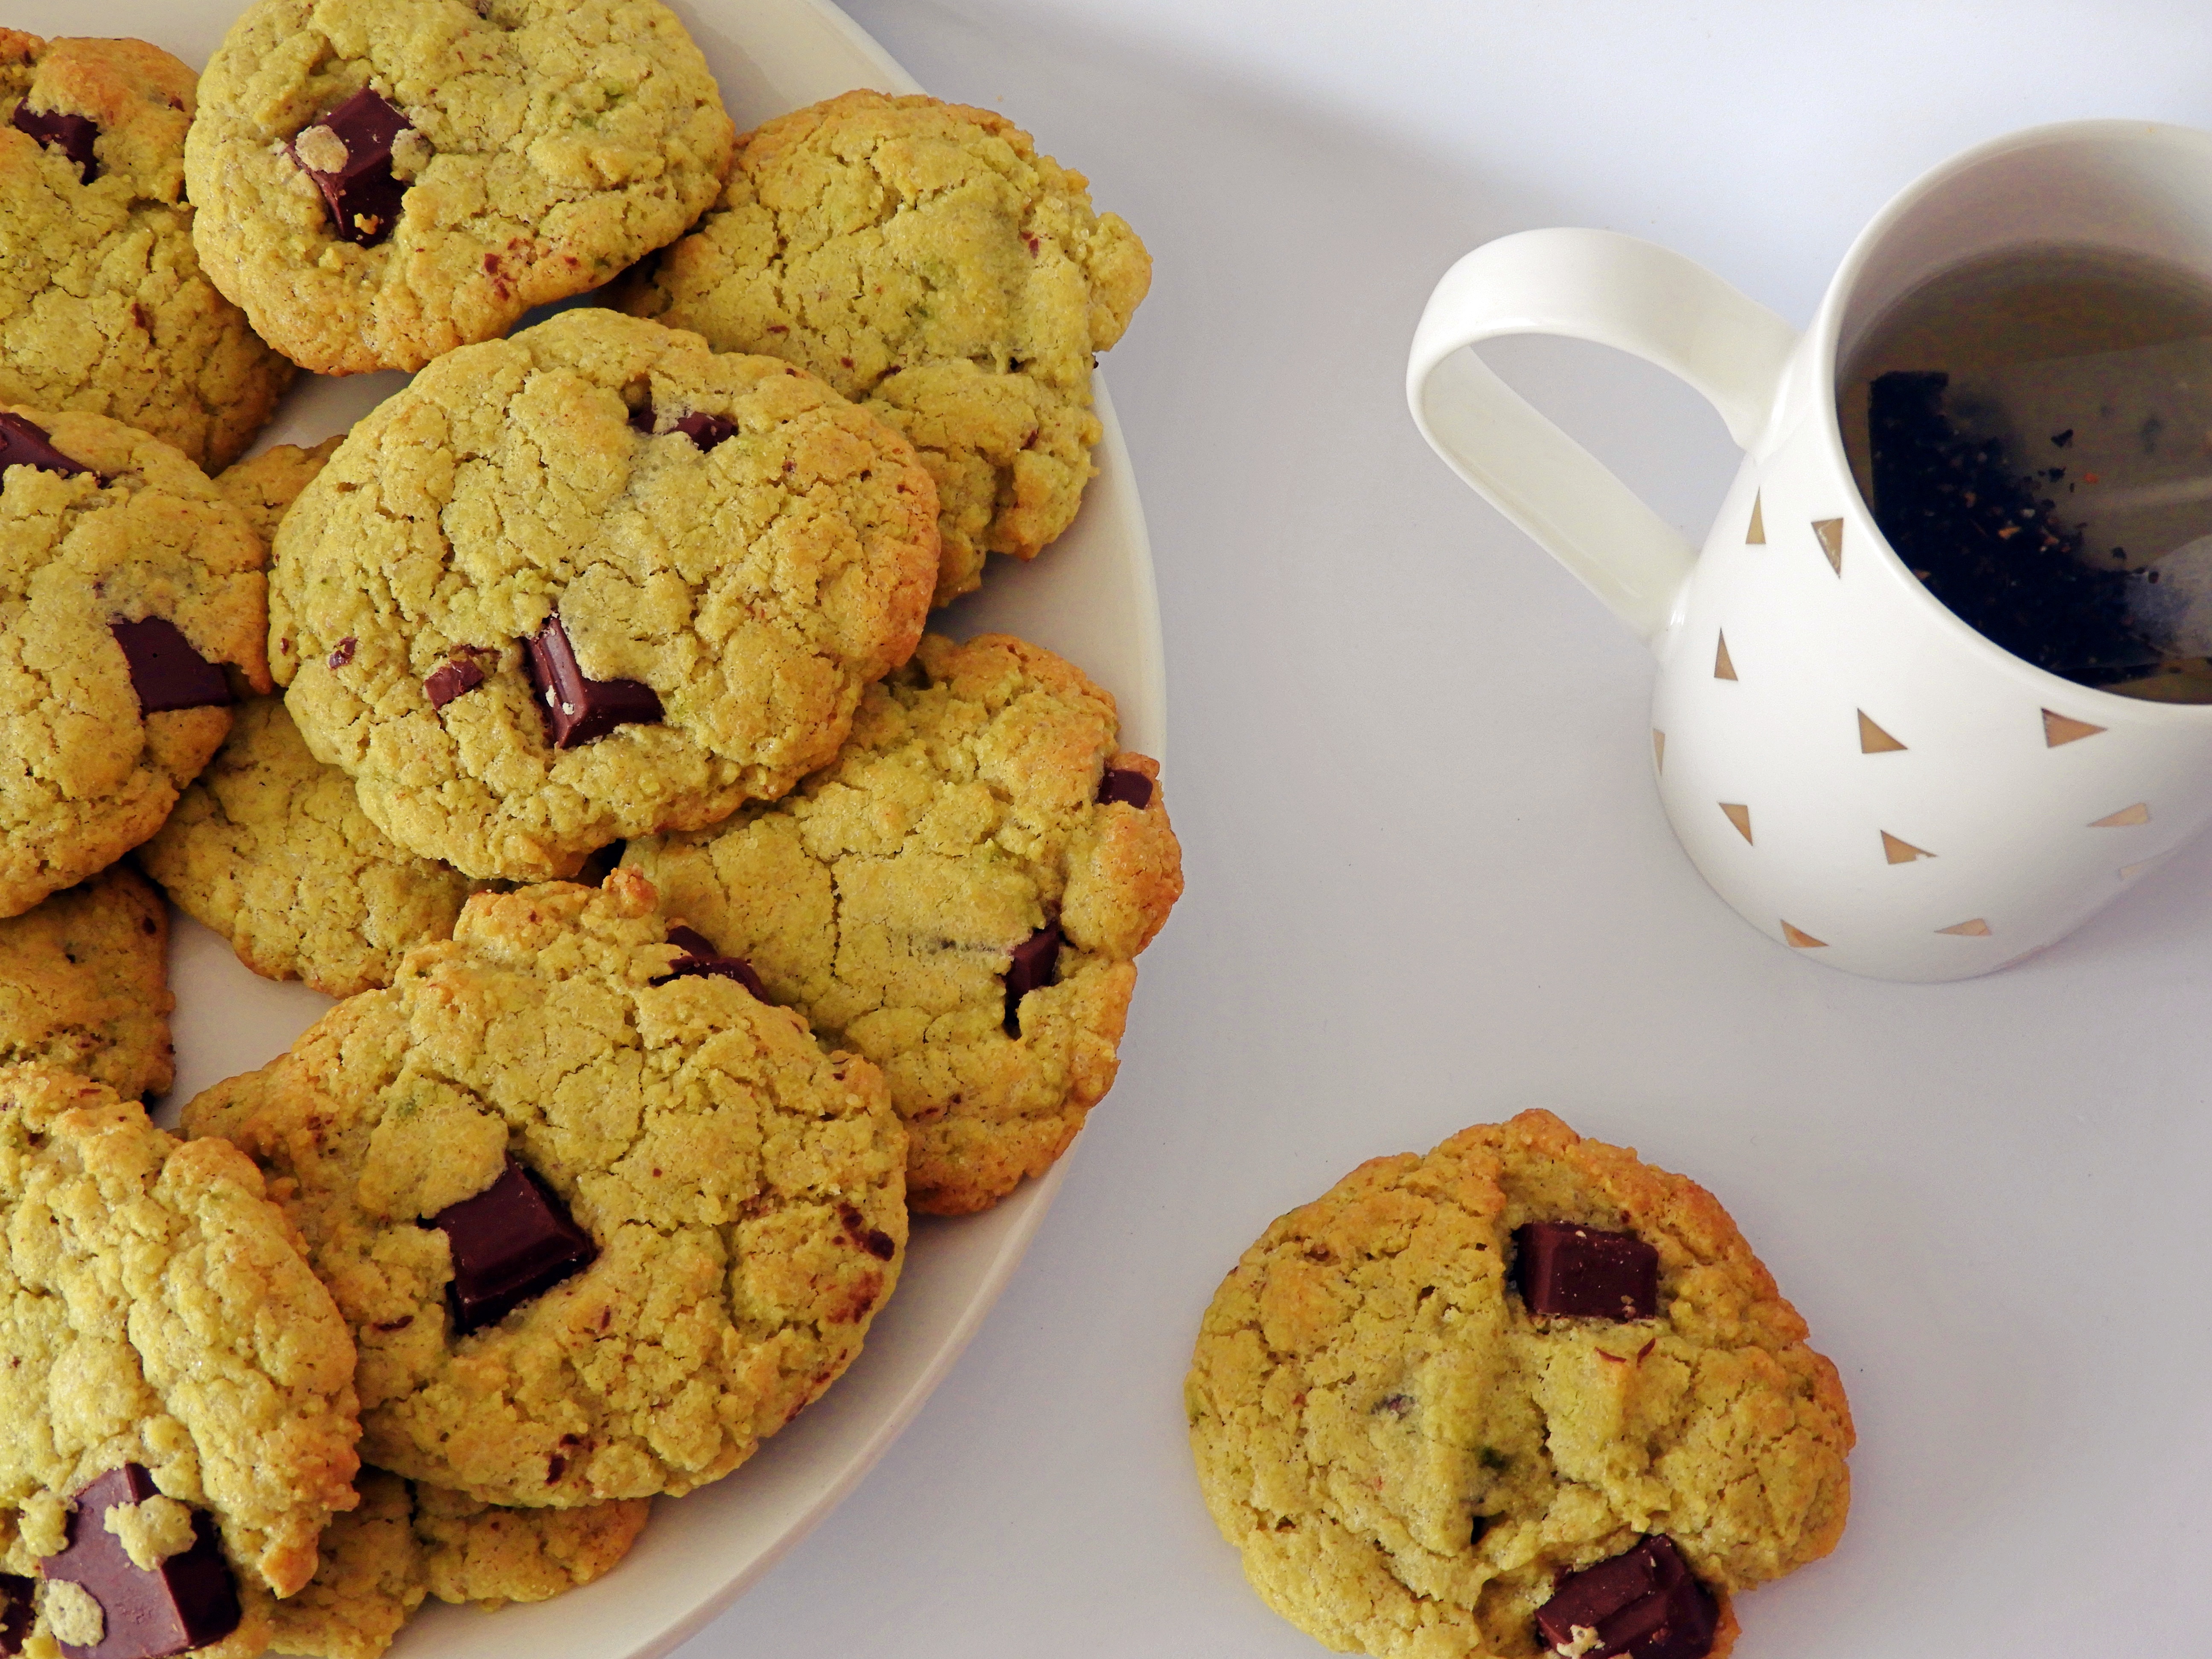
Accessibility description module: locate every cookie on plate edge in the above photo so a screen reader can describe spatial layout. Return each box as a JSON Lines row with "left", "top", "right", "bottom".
{"left": 1186, "top": 1109, "right": 1852, "bottom": 1659}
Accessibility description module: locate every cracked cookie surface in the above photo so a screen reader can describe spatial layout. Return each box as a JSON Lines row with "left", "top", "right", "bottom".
{"left": 0, "top": 864, "right": 175, "bottom": 1098}
{"left": 0, "top": 32, "right": 294, "bottom": 472}
{"left": 185, "top": 0, "right": 735, "bottom": 375}
{"left": 269, "top": 307, "right": 938, "bottom": 883}
{"left": 217, "top": 438, "right": 345, "bottom": 547}
{"left": 0, "top": 406, "right": 273, "bottom": 919}
{"left": 623, "top": 632, "right": 1181, "bottom": 1215}
{"left": 137, "top": 694, "right": 483, "bottom": 1001}
{"left": 268, "top": 1470, "right": 649, "bottom": 1659}
{"left": 180, "top": 872, "right": 909, "bottom": 1508}
{"left": 619, "top": 90, "right": 1150, "bottom": 605}
{"left": 1185, "top": 1109, "right": 1852, "bottom": 1659}
{"left": 0, "top": 1064, "right": 361, "bottom": 1644}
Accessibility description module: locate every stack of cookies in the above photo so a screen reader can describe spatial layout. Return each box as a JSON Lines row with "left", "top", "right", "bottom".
{"left": 0, "top": 7, "right": 1179, "bottom": 1659}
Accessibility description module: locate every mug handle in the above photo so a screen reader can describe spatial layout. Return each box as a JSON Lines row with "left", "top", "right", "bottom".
{"left": 1406, "top": 228, "right": 1800, "bottom": 645}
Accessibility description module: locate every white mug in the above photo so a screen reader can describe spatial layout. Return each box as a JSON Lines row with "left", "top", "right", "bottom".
{"left": 1408, "top": 120, "right": 2212, "bottom": 982}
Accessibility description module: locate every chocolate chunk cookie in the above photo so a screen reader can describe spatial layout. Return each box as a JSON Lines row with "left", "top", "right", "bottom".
{"left": 0, "top": 1065, "right": 361, "bottom": 1659}
{"left": 181, "top": 873, "right": 909, "bottom": 1508}
{"left": 1186, "top": 1110, "right": 1853, "bottom": 1659}
{"left": 136, "top": 695, "right": 482, "bottom": 1001}
{"left": 0, "top": 407, "right": 272, "bottom": 920}
{"left": 619, "top": 90, "right": 1151, "bottom": 605}
{"left": 0, "top": 865, "right": 174, "bottom": 1099}
{"left": 268, "top": 308, "right": 937, "bottom": 883}
{"left": 623, "top": 632, "right": 1181, "bottom": 1214}
{"left": 267, "top": 1470, "right": 649, "bottom": 1659}
{"left": 185, "top": 0, "right": 735, "bottom": 375}
{"left": 0, "top": 33, "right": 294, "bottom": 471}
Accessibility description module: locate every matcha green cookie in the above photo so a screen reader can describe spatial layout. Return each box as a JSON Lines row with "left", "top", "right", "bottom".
{"left": 0, "top": 1064, "right": 361, "bottom": 1659}
{"left": 182, "top": 872, "right": 909, "bottom": 1508}
{"left": 216, "top": 438, "right": 345, "bottom": 547}
{"left": 0, "top": 865, "right": 174, "bottom": 1099}
{"left": 619, "top": 90, "right": 1151, "bottom": 605}
{"left": 268, "top": 1470, "right": 649, "bottom": 1659}
{"left": 623, "top": 632, "right": 1181, "bottom": 1214}
{"left": 185, "top": 0, "right": 735, "bottom": 375}
{"left": 1185, "top": 1110, "right": 1854, "bottom": 1659}
{"left": 269, "top": 308, "right": 938, "bottom": 883}
{"left": 137, "top": 695, "right": 482, "bottom": 1001}
{"left": 0, "top": 32, "right": 294, "bottom": 472}
{"left": 0, "top": 406, "right": 273, "bottom": 920}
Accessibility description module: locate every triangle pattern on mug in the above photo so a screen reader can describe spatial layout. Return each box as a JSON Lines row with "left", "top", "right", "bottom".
{"left": 2090, "top": 802, "right": 2150, "bottom": 828}
{"left": 1812, "top": 518, "right": 1843, "bottom": 574}
{"left": 1857, "top": 710, "right": 1906, "bottom": 754}
{"left": 1714, "top": 632, "right": 1738, "bottom": 681}
{"left": 2042, "top": 709, "right": 2106, "bottom": 747}
{"left": 1880, "top": 831, "right": 1934, "bottom": 864}
{"left": 1936, "top": 918, "right": 1992, "bottom": 937}
{"left": 1746, "top": 492, "right": 1766, "bottom": 544}
{"left": 1719, "top": 802, "right": 1752, "bottom": 843}
{"left": 1781, "top": 921, "right": 1826, "bottom": 948}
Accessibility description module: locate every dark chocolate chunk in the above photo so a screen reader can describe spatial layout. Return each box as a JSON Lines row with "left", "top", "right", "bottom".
{"left": 1512, "top": 1221, "right": 1658, "bottom": 1321}
{"left": 1534, "top": 1536, "right": 1717, "bottom": 1659}
{"left": 11, "top": 102, "right": 98, "bottom": 183}
{"left": 629, "top": 406, "right": 736, "bottom": 451}
{"left": 1096, "top": 766, "right": 1154, "bottom": 810}
{"left": 39, "top": 1465, "right": 242, "bottom": 1659}
{"left": 109, "top": 620, "right": 231, "bottom": 714}
{"left": 0, "top": 411, "right": 90, "bottom": 480}
{"left": 423, "top": 653, "right": 486, "bottom": 709}
{"left": 0, "top": 1572, "right": 32, "bottom": 1658}
{"left": 1002, "top": 922, "right": 1061, "bottom": 1036}
{"left": 429, "top": 1155, "right": 597, "bottom": 1336}
{"left": 291, "top": 88, "right": 410, "bottom": 246}
{"left": 838, "top": 1202, "right": 896, "bottom": 1261}
{"left": 523, "top": 614, "right": 662, "bottom": 748}
{"left": 327, "top": 637, "right": 357, "bottom": 670}
{"left": 651, "top": 925, "right": 768, "bottom": 1000}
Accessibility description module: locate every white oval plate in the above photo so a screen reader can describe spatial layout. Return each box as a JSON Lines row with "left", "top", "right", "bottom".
{"left": 11, "top": 1, "right": 1166, "bottom": 1654}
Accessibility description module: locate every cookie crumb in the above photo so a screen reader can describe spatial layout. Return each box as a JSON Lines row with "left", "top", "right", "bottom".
{"left": 41, "top": 1582, "right": 103, "bottom": 1648}
{"left": 293, "top": 125, "right": 349, "bottom": 174}
{"left": 104, "top": 1495, "right": 197, "bottom": 1571}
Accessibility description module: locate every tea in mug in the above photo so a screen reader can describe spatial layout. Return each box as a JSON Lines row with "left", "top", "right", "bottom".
{"left": 1840, "top": 245, "right": 2212, "bottom": 701}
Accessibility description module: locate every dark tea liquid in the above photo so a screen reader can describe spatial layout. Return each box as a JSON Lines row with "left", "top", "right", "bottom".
{"left": 1840, "top": 246, "right": 2212, "bottom": 701}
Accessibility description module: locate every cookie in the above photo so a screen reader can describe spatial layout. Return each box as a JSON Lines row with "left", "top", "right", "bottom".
{"left": 623, "top": 632, "right": 1181, "bottom": 1214}
{"left": 0, "top": 407, "right": 273, "bottom": 920}
{"left": 136, "top": 695, "right": 482, "bottom": 1001}
{"left": 184, "top": 0, "right": 735, "bottom": 375}
{"left": 1185, "top": 1110, "right": 1854, "bottom": 1659}
{"left": 0, "top": 865, "right": 175, "bottom": 1099}
{"left": 0, "top": 1065, "right": 361, "bottom": 1659}
{"left": 619, "top": 90, "right": 1151, "bottom": 605}
{"left": 180, "top": 872, "right": 909, "bottom": 1508}
{"left": 216, "top": 438, "right": 345, "bottom": 548}
{"left": 267, "top": 1471, "right": 649, "bottom": 1659}
{"left": 268, "top": 307, "right": 938, "bottom": 883}
{"left": 0, "top": 33, "right": 294, "bottom": 472}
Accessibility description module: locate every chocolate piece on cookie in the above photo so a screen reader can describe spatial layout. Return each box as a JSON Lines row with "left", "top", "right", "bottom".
{"left": 182, "top": 873, "right": 908, "bottom": 1508}
{"left": 0, "top": 1064, "right": 359, "bottom": 1654}
{"left": 624, "top": 632, "right": 1182, "bottom": 1214}
{"left": 0, "top": 407, "right": 270, "bottom": 920}
{"left": 620, "top": 90, "right": 1152, "bottom": 605}
{"left": 1513, "top": 1221, "right": 1661, "bottom": 1321}
{"left": 1186, "top": 1109, "right": 1853, "bottom": 1659}
{"left": 0, "top": 33, "right": 292, "bottom": 470}
{"left": 185, "top": 0, "right": 734, "bottom": 374}
{"left": 0, "top": 866, "right": 174, "bottom": 1099}
{"left": 431, "top": 1157, "right": 599, "bottom": 1336}
{"left": 267, "top": 309, "right": 937, "bottom": 883}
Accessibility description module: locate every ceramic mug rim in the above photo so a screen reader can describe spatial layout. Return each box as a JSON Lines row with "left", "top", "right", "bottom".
{"left": 1802, "top": 117, "right": 2212, "bottom": 727}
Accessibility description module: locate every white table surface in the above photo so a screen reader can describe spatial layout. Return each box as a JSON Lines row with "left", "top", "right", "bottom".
{"left": 669, "top": 3, "right": 2212, "bottom": 1654}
